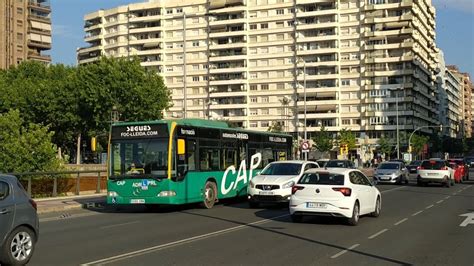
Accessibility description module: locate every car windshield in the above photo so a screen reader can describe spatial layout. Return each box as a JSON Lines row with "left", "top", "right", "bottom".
{"left": 421, "top": 160, "right": 446, "bottom": 170}
{"left": 325, "top": 161, "right": 347, "bottom": 168}
{"left": 409, "top": 160, "right": 422, "bottom": 166}
{"left": 260, "top": 163, "right": 302, "bottom": 176}
{"left": 298, "top": 173, "right": 345, "bottom": 185}
{"left": 378, "top": 163, "right": 399, "bottom": 170}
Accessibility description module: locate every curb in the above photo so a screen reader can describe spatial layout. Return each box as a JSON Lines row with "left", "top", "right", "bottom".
{"left": 34, "top": 193, "right": 107, "bottom": 202}
{"left": 36, "top": 195, "right": 106, "bottom": 214}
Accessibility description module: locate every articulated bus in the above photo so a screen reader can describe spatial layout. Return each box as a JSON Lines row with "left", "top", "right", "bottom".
{"left": 107, "top": 119, "right": 292, "bottom": 208}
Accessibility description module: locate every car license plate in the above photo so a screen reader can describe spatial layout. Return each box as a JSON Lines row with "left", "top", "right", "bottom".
{"left": 130, "top": 199, "right": 145, "bottom": 204}
{"left": 259, "top": 191, "right": 274, "bottom": 196}
{"left": 380, "top": 176, "right": 390, "bottom": 180}
{"left": 428, "top": 173, "right": 438, "bottom": 176}
{"left": 307, "top": 202, "right": 327, "bottom": 209}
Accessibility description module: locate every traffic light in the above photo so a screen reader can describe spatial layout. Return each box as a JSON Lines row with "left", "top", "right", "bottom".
{"left": 343, "top": 144, "right": 348, "bottom": 154}
{"left": 91, "top": 137, "right": 97, "bottom": 152}
{"left": 340, "top": 144, "right": 348, "bottom": 155}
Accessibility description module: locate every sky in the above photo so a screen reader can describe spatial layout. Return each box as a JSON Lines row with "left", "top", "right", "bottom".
{"left": 51, "top": 0, "right": 474, "bottom": 75}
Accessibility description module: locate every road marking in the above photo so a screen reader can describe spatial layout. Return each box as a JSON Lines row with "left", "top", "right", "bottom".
{"left": 459, "top": 213, "right": 474, "bottom": 227}
{"left": 425, "top": 204, "right": 434, "bottom": 209}
{"left": 445, "top": 196, "right": 451, "bottom": 200}
{"left": 394, "top": 218, "right": 408, "bottom": 226}
{"left": 412, "top": 210, "right": 423, "bottom": 216}
{"left": 330, "top": 244, "right": 360, "bottom": 259}
{"left": 436, "top": 200, "right": 444, "bottom": 204}
{"left": 380, "top": 186, "right": 404, "bottom": 194}
{"left": 81, "top": 214, "right": 289, "bottom": 265}
{"left": 457, "top": 190, "right": 463, "bottom": 193}
{"left": 100, "top": 221, "right": 139, "bottom": 229}
{"left": 368, "top": 229, "right": 388, "bottom": 239}
{"left": 40, "top": 212, "right": 102, "bottom": 222}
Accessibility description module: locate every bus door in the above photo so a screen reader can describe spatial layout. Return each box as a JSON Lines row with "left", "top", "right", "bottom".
{"left": 176, "top": 138, "right": 197, "bottom": 181}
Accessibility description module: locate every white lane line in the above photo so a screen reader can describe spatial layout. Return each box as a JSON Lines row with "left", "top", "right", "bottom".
{"left": 445, "top": 196, "right": 451, "bottom": 200}
{"left": 380, "top": 186, "right": 404, "bottom": 194}
{"left": 425, "top": 204, "right": 434, "bottom": 209}
{"left": 457, "top": 190, "right": 463, "bottom": 193}
{"left": 368, "top": 229, "right": 388, "bottom": 239}
{"left": 82, "top": 214, "right": 289, "bottom": 265}
{"left": 394, "top": 218, "right": 408, "bottom": 226}
{"left": 100, "top": 221, "right": 139, "bottom": 229}
{"left": 412, "top": 210, "right": 423, "bottom": 216}
{"left": 436, "top": 200, "right": 444, "bottom": 204}
{"left": 330, "top": 244, "right": 360, "bottom": 259}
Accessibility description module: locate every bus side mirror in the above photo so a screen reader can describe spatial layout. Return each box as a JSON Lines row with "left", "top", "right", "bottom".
{"left": 177, "top": 139, "right": 186, "bottom": 155}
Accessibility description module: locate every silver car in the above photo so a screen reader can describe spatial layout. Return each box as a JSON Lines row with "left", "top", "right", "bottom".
{"left": 374, "top": 162, "right": 409, "bottom": 184}
{"left": 0, "top": 175, "right": 39, "bottom": 265}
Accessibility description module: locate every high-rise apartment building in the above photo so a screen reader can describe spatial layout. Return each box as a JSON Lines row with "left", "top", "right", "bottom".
{"left": 0, "top": 0, "right": 52, "bottom": 69}
{"left": 79, "top": 0, "right": 440, "bottom": 154}
{"left": 448, "top": 65, "right": 472, "bottom": 138}
{"left": 437, "top": 52, "right": 461, "bottom": 138}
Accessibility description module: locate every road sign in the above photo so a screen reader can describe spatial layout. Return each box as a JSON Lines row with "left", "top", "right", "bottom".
{"left": 301, "top": 141, "right": 310, "bottom": 152}
{"left": 459, "top": 212, "right": 474, "bottom": 227}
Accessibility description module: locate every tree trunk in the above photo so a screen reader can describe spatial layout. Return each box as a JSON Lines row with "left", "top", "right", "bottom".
{"left": 76, "top": 133, "right": 81, "bottom": 165}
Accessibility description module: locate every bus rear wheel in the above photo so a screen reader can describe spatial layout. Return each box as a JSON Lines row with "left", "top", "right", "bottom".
{"left": 201, "top": 181, "right": 217, "bottom": 209}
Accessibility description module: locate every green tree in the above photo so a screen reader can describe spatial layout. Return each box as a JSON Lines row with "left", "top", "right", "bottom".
{"left": 338, "top": 128, "right": 356, "bottom": 150}
{"left": 0, "top": 110, "right": 62, "bottom": 173}
{"left": 312, "top": 125, "right": 333, "bottom": 153}
{"left": 378, "top": 135, "right": 394, "bottom": 160}
{"left": 411, "top": 134, "right": 430, "bottom": 156}
{"left": 267, "top": 122, "right": 283, "bottom": 133}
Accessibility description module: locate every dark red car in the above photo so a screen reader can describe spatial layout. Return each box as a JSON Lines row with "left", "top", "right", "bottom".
{"left": 448, "top": 162, "right": 463, "bottom": 183}
{"left": 448, "top": 159, "right": 468, "bottom": 182}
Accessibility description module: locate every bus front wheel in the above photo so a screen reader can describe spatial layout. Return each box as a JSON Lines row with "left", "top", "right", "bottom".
{"left": 201, "top": 181, "right": 217, "bottom": 209}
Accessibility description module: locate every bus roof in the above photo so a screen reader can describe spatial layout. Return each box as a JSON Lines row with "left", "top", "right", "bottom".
{"left": 112, "top": 118, "right": 291, "bottom": 137}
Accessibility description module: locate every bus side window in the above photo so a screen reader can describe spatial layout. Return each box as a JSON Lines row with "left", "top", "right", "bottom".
{"left": 187, "top": 140, "right": 196, "bottom": 171}
{"left": 200, "top": 148, "right": 221, "bottom": 171}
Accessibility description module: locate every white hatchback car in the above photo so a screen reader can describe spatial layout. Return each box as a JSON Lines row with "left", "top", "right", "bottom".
{"left": 290, "top": 168, "right": 381, "bottom": 225}
{"left": 248, "top": 161, "right": 319, "bottom": 208}
{"left": 417, "top": 159, "right": 454, "bottom": 187}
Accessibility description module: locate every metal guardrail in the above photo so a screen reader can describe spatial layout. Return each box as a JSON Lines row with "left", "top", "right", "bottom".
{"left": 7, "top": 170, "right": 107, "bottom": 197}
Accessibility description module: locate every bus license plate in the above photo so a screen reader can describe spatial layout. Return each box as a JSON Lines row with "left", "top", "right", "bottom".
{"left": 259, "top": 191, "right": 274, "bottom": 196}
{"left": 130, "top": 199, "right": 145, "bottom": 204}
{"left": 307, "top": 202, "right": 327, "bottom": 209}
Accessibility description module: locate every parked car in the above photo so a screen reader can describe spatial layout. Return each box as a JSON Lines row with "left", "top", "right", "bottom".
{"left": 448, "top": 159, "right": 468, "bottom": 181}
{"left": 448, "top": 162, "right": 463, "bottom": 183}
{"left": 315, "top": 159, "right": 330, "bottom": 168}
{"left": 374, "top": 162, "right": 409, "bottom": 184}
{"left": 407, "top": 160, "right": 422, "bottom": 174}
{"left": 0, "top": 175, "right": 39, "bottom": 265}
{"left": 417, "top": 159, "right": 454, "bottom": 187}
{"left": 325, "top": 160, "right": 355, "bottom": 169}
{"left": 464, "top": 157, "right": 474, "bottom": 168}
{"left": 290, "top": 168, "right": 381, "bottom": 225}
{"left": 248, "top": 161, "right": 319, "bottom": 208}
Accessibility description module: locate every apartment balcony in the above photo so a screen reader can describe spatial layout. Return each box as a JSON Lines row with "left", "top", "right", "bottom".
{"left": 28, "top": 13, "right": 51, "bottom": 24}
{"left": 296, "top": 22, "right": 338, "bottom": 31}
{"left": 209, "top": 42, "right": 246, "bottom": 50}
{"left": 363, "top": 55, "right": 414, "bottom": 64}
{"left": 209, "top": 18, "right": 246, "bottom": 27}
{"left": 27, "top": 38, "right": 51, "bottom": 50}
{"left": 209, "top": 102, "right": 247, "bottom": 110}
{"left": 363, "top": 41, "right": 414, "bottom": 51}
{"left": 209, "top": 65, "right": 246, "bottom": 74}
{"left": 84, "top": 33, "right": 101, "bottom": 42}
{"left": 129, "top": 38, "right": 162, "bottom": 46}
{"left": 130, "top": 26, "right": 162, "bottom": 34}
{"left": 209, "top": 30, "right": 246, "bottom": 38}
{"left": 296, "top": 0, "right": 334, "bottom": 4}
{"left": 129, "top": 15, "right": 161, "bottom": 23}
{"left": 28, "top": 1, "right": 51, "bottom": 12}
{"left": 363, "top": 14, "right": 413, "bottom": 24}
{"left": 209, "top": 52, "right": 246, "bottom": 62}
{"left": 27, "top": 52, "right": 51, "bottom": 62}
{"left": 296, "top": 9, "right": 337, "bottom": 18}
{"left": 362, "top": 0, "right": 413, "bottom": 11}
{"left": 297, "top": 73, "right": 338, "bottom": 81}
{"left": 210, "top": 90, "right": 247, "bottom": 98}
{"left": 296, "top": 47, "right": 338, "bottom": 55}
{"left": 296, "top": 35, "right": 338, "bottom": 43}
{"left": 363, "top": 28, "right": 413, "bottom": 38}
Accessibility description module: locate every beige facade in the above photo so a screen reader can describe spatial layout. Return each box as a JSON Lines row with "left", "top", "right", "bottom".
{"left": 79, "top": 0, "right": 440, "bottom": 150}
{"left": 0, "top": 0, "right": 52, "bottom": 69}
{"left": 448, "top": 65, "right": 472, "bottom": 138}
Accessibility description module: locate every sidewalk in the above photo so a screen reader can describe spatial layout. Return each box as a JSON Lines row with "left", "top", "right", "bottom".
{"left": 35, "top": 193, "right": 106, "bottom": 214}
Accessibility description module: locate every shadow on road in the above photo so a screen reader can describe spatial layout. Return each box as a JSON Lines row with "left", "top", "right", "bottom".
{"left": 179, "top": 210, "right": 413, "bottom": 265}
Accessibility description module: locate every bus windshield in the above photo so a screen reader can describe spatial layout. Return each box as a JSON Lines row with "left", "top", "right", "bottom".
{"left": 110, "top": 139, "right": 170, "bottom": 179}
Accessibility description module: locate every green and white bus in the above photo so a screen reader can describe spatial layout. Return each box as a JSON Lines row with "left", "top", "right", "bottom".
{"left": 107, "top": 119, "right": 292, "bottom": 208}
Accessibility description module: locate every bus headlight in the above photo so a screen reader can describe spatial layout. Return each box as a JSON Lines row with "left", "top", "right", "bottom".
{"left": 158, "top": 191, "right": 176, "bottom": 197}
{"left": 108, "top": 191, "right": 118, "bottom": 197}
{"left": 282, "top": 181, "right": 295, "bottom": 189}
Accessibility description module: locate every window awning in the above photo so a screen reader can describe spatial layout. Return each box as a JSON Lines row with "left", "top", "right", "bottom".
{"left": 143, "top": 42, "right": 160, "bottom": 48}
{"left": 41, "top": 35, "right": 52, "bottom": 43}
{"left": 30, "top": 21, "right": 42, "bottom": 29}
{"left": 40, "top": 23, "right": 51, "bottom": 31}
{"left": 30, "top": 33, "right": 42, "bottom": 42}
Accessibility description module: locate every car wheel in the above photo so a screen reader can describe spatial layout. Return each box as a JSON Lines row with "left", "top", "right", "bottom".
{"left": 444, "top": 177, "right": 450, "bottom": 188}
{"left": 370, "top": 197, "right": 381, "bottom": 217}
{"left": 347, "top": 202, "right": 360, "bottom": 226}
{"left": 0, "top": 226, "right": 36, "bottom": 266}
{"left": 404, "top": 175, "right": 409, "bottom": 185}
{"left": 451, "top": 178, "right": 455, "bottom": 186}
{"left": 201, "top": 181, "right": 217, "bottom": 209}
{"left": 249, "top": 201, "right": 260, "bottom": 208}
{"left": 291, "top": 214, "right": 303, "bottom": 223}
{"left": 417, "top": 179, "right": 422, "bottom": 186}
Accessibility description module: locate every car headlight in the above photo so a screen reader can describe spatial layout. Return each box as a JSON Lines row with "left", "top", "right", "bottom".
{"left": 249, "top": 180, "right": 256, "bottom": 188}
{"left": 282, "top": 181, "right": 295, "bottom": 189}
{"left": 108, "top": 191, "right": 118, "bottom": 197}
{"left": 392, "top": 173, "right": 398, "bottom": 178}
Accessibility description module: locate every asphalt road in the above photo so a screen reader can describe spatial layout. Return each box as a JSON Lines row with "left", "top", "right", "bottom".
{"left": 31, "top": 176, "right": 474, "bottom": 266}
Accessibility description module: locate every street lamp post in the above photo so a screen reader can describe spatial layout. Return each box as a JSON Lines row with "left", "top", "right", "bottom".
{"left": 388, "top": 87, "right": 402, "bottom": 160}
{"left": 303, "top": 59, "right": 307, "bottom": 161}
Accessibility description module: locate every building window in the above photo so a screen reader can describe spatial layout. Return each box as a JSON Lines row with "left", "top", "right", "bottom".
{"left": 192, "top": 41, "right": 199, "bottom": 47}
{"left": 16, "top": 33, "right": 23, "bottom": 41}
{"left": 166, "top": 9, "right": 173, "bottom": 14}
{"left": 250, "top": 85, "right": 258, "bottom": 91}
{"left": 251, "top": 97, "right": 258, "bottom": 103}
{"left": 260, "top": 23, "right": 268, "bottom": 29}
{"left": 17, "top": 8, "right": 23, "bottom": 14}
{"left": 342, "top": 119, "right": 351, "bottom": 125}
{"left": 250, "top": 122, "right": 258, "bottom": 128}
{"left": 192, "top": 77, "right": 200, "bottom": 82}
{"left": 261, "top": 97, "right": 269, "bottom": 103}
{"left": 166, "top": 43, "right": 173, "bottom": 49}
{"left": 261, "top": 109, "right": 269, "bottom": 115}
{"left": 261, "top": 121, "right": 269, "bottom": 127}
{"left": 250, "top": 109, "right": 258, "bottom": 115}
{"left": 17, "top": 20, "right": 23, "bottom": 27}
{"left": 341, "top": 80, "right": 350, "bottom": 86}
{"left": 250, "top": 24, "right": 257, "bottom": 30}
{"left": 276, "top": 22, "right": 284, "bottom": 29}
{"left": 276, "top": 9, "right": 284, "bottom": 15}
{"left": 261, "top": 84, "right": 269, "bottom": 90}
{"left": 176, "top": 8, "right": 183, "bottom": 13}
{"left": 250, "top": 73, "right": 257, "bottom": 79}
{"left": 277, "top": 83, "right": 285, "bottom": 90}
